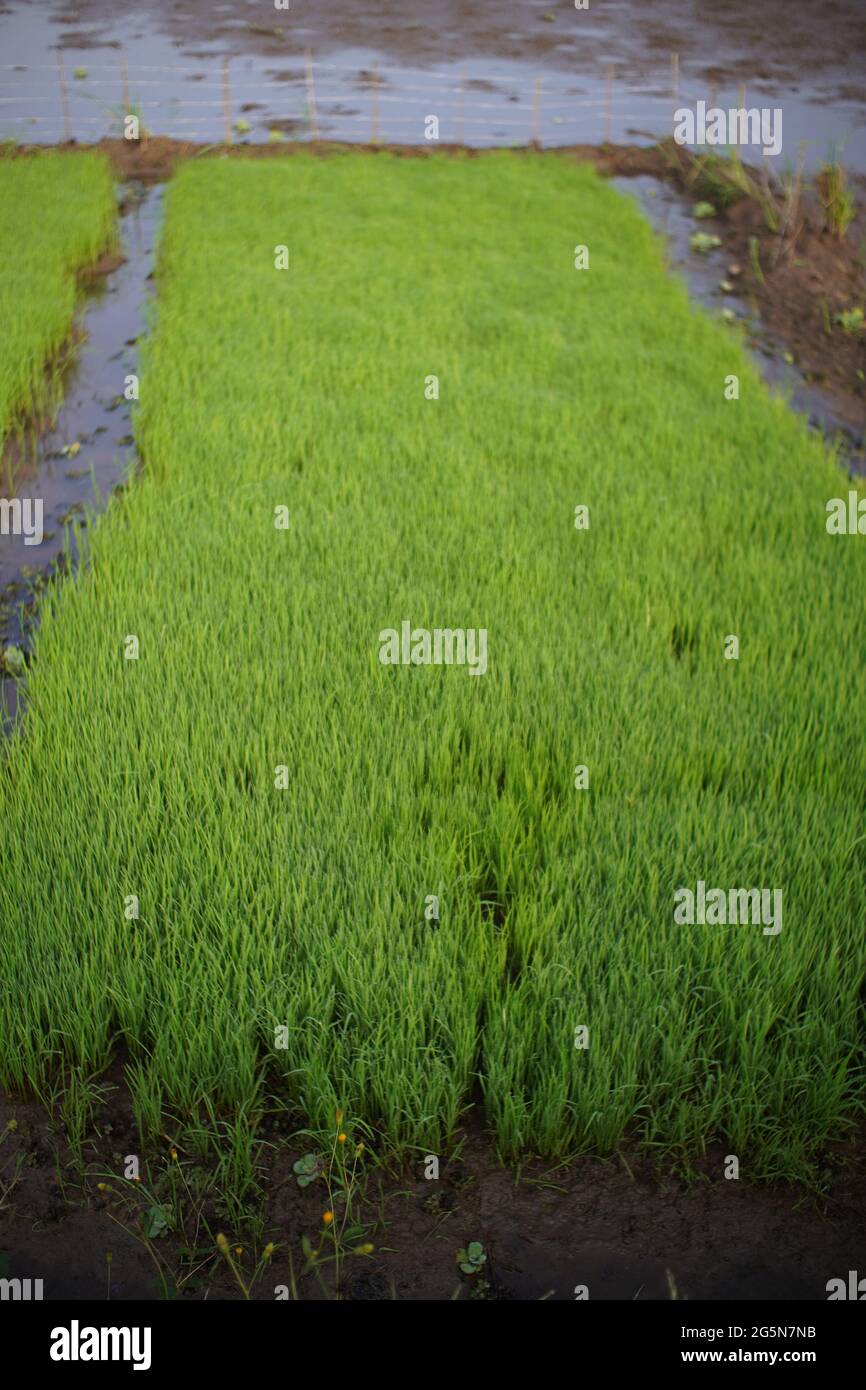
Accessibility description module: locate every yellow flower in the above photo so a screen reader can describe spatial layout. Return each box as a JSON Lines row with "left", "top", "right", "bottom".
{"left": 323, "top": 1211, "right": 334, "bottom": 1225}
{"left": 97, "top": 1182, "right": 107, "bottom": 1191}
{"left": 216, "top": 1233, "right": 229, "bottom": 1253}
{"left": 338, "top": 1132, "right": 347, "bottom": 1144}
{"left": 263, "top": 1242, "right": 275, "bottom": 1259}
{"left": 355, "top": 1142, "right": 365, "bottom": 1156}
{"left": 105, "top": 1251, "right": 113, "bottom": 1263}
{"left": 235, "top": 1246, "right": 243, "bottom": 1256}
{"left": 170, "top": 1149, "right": 178, "bottom": 1161}
{"left": 358, "top": 1243, "right": 374, "bottom": 1255}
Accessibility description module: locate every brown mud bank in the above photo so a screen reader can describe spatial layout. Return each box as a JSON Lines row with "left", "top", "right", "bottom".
{"left": 9, "top": 135, "right": 865, "bottom": 437}
{"left": 1, "top": 1081, "right": 865, "bottom": 1302}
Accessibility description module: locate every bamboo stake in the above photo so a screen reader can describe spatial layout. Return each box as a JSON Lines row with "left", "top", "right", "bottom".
{"left": 604, "top": 64, "right": 613, "bottom": 144}
{"left": 222, "top": 57, "right": 232, "bottom": 144}
{"left": 305, "top": 50, "right": 319, "bottom": 143}
{"left": 371, "top": 67, "right": 380, "bottom": 144}
{"left": 58, "top": 54, "right": 71, "bottom": 143}
{"left": 531, "top": 73, "right": 542, "bottom": 146}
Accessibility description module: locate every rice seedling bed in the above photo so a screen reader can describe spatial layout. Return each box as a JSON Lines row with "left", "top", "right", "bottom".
{"left": 0, "top": 152, "right": 116, "bottom": 475}
{"left": 2, "top": 151, "right": 864, "bottom": 1194}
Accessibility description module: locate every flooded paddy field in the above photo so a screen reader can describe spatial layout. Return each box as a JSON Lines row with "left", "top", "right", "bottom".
{"left": 0, "top": 0, "right": 864, "bottom": 169}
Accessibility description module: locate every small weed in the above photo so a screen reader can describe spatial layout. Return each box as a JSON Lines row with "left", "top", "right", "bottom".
{"left": 457, "top": 1240, "right": 487, "bottom": 1275}
{"left": 690, "top": 231, "right": 721, "bottom": 254}
{"left": 835, "top": 307, "right": 864, "bottom": 335}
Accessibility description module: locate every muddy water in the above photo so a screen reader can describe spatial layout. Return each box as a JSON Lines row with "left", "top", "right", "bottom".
{"left": 0, "top": 183, "right": 161, "bottom": 728}
{"left": 0, "top": 1, "right": 864, "bottom": 172}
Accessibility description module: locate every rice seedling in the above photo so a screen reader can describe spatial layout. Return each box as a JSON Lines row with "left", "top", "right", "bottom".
{"left": 1, "top": 152, "right": 864, "bottom": 1203}
{"left": 817, "top": 158, "right": 856, "bottom": 239}
{"left": 0, "top": 152, "right": 116, "bottom": 480}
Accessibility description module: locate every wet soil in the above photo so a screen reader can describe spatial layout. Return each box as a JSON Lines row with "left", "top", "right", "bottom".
{"left": 2, "top": 1080, "right": 864, "bottom": 1302}
{"left": 26, "top": 0, "right": 866, "bottom": 94}
{"left": 656, "top": 142, "right": 866, "bottom": 442}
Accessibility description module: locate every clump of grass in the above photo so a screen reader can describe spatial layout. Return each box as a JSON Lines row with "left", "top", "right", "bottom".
{"left": 667, "top": 144, "right": 779, "bottom": 232}
{"left": 682, "top": 150, "right": 749, "bottom": 210}
{"left": 817, "top": 159, "right": 856, "bottom": 238}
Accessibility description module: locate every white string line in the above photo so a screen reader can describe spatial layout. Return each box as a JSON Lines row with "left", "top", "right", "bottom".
{"left": 0, "top": 95, "right": 634, "bottom": 113}
{"left": 0, "top": 110, "right": 661, "bottom": 129}
{"left": 0, "top": 133, "right": 656, "bottom": 147}
{"left": 0, "top": 59, "right": 668, "bottom": 91}
{"left": 0, "top": 83, "right": 636, "bottom": 110}
{"left": 0, "top": 60, "right": 596, "bottom": 81}
{"left": 0, "top": 118, "right": 660, "bottom": 138}
{"left": 1, "top": 105, "right": 660, "bottom": 120}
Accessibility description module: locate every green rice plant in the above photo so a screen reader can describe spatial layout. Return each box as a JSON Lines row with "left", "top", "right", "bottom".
{"left": 678, "top": 149, "right": 750, "bottom": 210}
{"left": 0, "top": 152, "right": 116, "bottom": 481}
{"left": 817, "top": 159, "right": 856, "bottom": 239}
{"left": 1, "top": 153, "right": 864, "bottom": 1198}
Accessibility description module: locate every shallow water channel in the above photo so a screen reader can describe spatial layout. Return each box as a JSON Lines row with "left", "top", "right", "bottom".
{"left": 0, "top": 182, "right": 162, "bottom": 728}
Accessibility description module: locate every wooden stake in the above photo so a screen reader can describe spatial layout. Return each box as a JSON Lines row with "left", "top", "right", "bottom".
{"left": 222, "top": 57, "right": 232, "bottom": 144}
{"left": 305, "top": 51, "right": 319, "bottom": 143}
{"left": 531, "top": 73, "right": 542, "bottom": 146}
{"left": 58, "top": 53, "right": 71, "bottom": 143}
{"left": 604, "top": 64, "right": 613, "bottom": 144}
{"left": 371, "top": 67, "right": 380, "bottom": 144}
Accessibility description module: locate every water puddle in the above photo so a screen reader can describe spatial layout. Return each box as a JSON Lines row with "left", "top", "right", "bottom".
{"left": 0, "top": 182, "right": 162, "bottom": 729}
{"left": 613, "top": 174, "right": 866, "bottom": 474}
